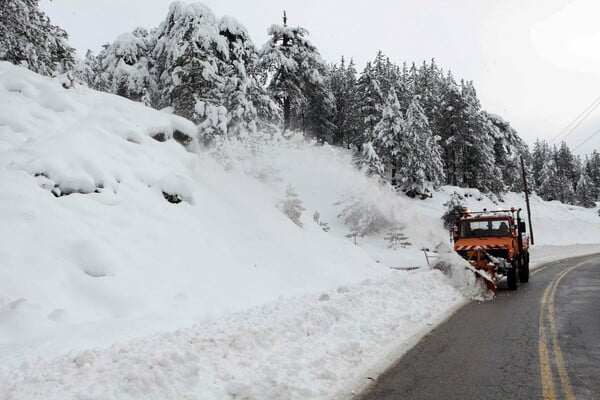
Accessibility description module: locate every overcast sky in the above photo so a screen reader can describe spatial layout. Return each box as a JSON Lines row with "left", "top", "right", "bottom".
{"left": 40, "top": 0, "right": 600, "bottom": 155}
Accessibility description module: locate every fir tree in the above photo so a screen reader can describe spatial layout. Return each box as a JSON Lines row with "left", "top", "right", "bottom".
{"left": 384, "top": 225, "right": 411, "bottom": 249}
{"left": 330, "top": 57, "right": 360, "bottom": 146}
{"left": 279, "top": 184, "right": 305, "bottom": 227}
{"left": 442, "top": 192, "right": 466, "bottom": 229}
{"left": 354, "top": 62, "right": 384, "bottom": 147}
{"left": 574, "top": 172, "right": 596, "bottom": 208}
{"left": 152, "top": 2, "right": 229, "bottom": 139}
{"left": 354, "top": 141, "right": 385, "bottom": 178}
{"left": 538, "top": 157, "right": 560, "bottom": 201}
{"left": 373, "top": 89, "right": 404, "bottom": 183}
{"left": 94, "top": 28, "right": 155, "bottom": 105}
{"left": 584, "top": 151, "right": 600, "bottom": 200}
{"left": 72, "top": 49, "right": 97, "bottom": 87}
{"left": 258, "top": 12, "right": 335, "bottom": 139}
{"left": 553, "top": 141, "right": 579, "bottom": 203}
{"left": 0, "top": 0, "right": 75, "bottom": 76}
{"left": 401, "top": 95, "right": 445, "bottom": 195}
{"left": 218, "top": 16, "right": 277, "bottom": 137}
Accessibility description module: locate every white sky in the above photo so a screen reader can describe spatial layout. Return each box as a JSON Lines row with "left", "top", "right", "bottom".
{"left": 40, "top": 0, "right": 600, "bottom": 155}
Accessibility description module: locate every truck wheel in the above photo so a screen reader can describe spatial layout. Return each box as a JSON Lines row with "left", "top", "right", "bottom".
{"left": 508, "top": 259, "right": 519, "bottom": 290}
{"left": 507, "top": 268, "right": 518, "bottom": 290}
{"left": 519, "top": 252, "right": 530, "bottom": 283}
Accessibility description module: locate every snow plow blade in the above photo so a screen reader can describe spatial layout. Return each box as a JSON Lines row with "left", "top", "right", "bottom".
{"left": 466, "top": 265, "right": 497, "bottom": 294}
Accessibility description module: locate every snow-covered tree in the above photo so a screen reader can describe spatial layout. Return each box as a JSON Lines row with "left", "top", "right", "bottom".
{"left": 399, "top": 95, "right": 445, "bottom": 196}
{"left": 0, "top": 0, "right": 75, "bottom": 76}
{"left": 484, "top": 112, "right": 530, "bottom": 193}
{"left": 538, "top": 157, "right": 560, "bottom": 201}
{"left": 259, "top": 14, "right": 336, "bottom": 139}
{"left": 94, "top": 28, "right": 155, "bottom": 104}
{"left": 338, "top": 197, "right": 389, "bottom": 241}
{"left": 217, "top": 16, "right": 262, "bottom": 137}
{"left": 152, "top": 2, "right": 229, "bottom": 139}
{"left": 354, "top": 141, "right": 384, "bottom": 178}
{"left": 72, "top": 49, "right": 97, "bottom": 87}
{"left": 442, "top": 191, "right": 466, "bottom": 229}
{"left": 438, "top": 77, "right": 496, "bottom": 192}
{"left": 553, "top": 141, "right": 579, "bottom": 202}
{"left": 279, "top": 184, "right": 305, "bottom": 227}
{"left": 384, "top": 225, "right": 411, "bottom": 249}
{"left": 330, "top": 57, "right": 360, "bottom": 146}
{"left": 583, "top": 151, "right": 600, "bottom": 201}
{"left": 575, "top": 172, "right": 596, "bottom": 208}
{"left": 372, "top": 89, "right": 403, "bottom": 184}
{"left": 354, "top": 62, "right": 384, "bottom": 147}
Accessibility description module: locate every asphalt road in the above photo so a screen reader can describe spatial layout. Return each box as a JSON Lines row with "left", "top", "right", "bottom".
{"left": 355, "top": 253, "right": 600, "bottom": 400}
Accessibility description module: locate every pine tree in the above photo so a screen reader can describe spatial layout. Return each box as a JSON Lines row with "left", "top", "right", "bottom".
{"left": 152, "top": 2, "right": 229, "bottom": 139}
{"left": 338, "top": 197, "right": 389, "bottom": 241}
{"left": 72, "top": 49, "right": 96, "bottom": 87}
{"left": 373, "top": 89, "right": 404, "bottom": 183}
{"left": 553, "top": 141, "right": 579, "bottom": 203}
{"left": 279, "top": 184, "right": 305, "bottom": 227}
{"left": 583, "top": 151, "right": 600, "bottom": 200}
{"left": 484, "top": 112, "right": 530, "bottom": 193}
{"left": 457, "top": 81, "right": 497, "bottom": 192}
{"left": 532, "top": 139, "right": 552, "bottom": 189}
{"left": 574, "top": 172, "right": 596, "bottom": 208}
{"left": 258, "top": 12, "right": 335, "bottom": 139}
{"left": 538, "top": 157, "right": 560, "bottom": 201}
{"left": 384, "top": 225, "right": 411, "bottom": 249}
{"left": 398, "top": 95, "right": 445, "bottom": 196}
{"left": 94, "top": 28, "right": 155, "bottom": 105}
{"left": 0, "top": 0, "right": 75, "bottom": 76}
{"left": 354, "top": 62, "right": 384, "bottom": 148}
{"left": 330, "top": 57, "right": 360, "bottom": 146}
{"left": 354, "top": 141, "right": 384, "bottom": 178}
{"left": 218, "top": 16, "right": 278, "bottom": 137}
{"left": 442, "top": 192, "right": 466, "bottom": 229}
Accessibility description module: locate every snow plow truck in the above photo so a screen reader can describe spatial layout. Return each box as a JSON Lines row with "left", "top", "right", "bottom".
{"left": 452, "top": 208, "right": 530, "bottom": 291}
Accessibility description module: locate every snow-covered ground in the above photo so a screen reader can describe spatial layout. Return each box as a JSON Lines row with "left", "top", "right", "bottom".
{"left": 0, "top": 62, "right": 598, "bottom": 399}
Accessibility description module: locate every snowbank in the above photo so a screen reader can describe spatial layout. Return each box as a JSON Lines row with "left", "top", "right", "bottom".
{"left": 0, "top": 62, "right": 393, "bottom": 364}
{"left": 0, "top": 62, "right": 598, "bottom": 399}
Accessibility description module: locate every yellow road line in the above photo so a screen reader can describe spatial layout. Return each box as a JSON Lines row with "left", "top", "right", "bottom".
{"left": 532, "top": 264, "right": 552, "bottom": 276}
{"left": 539, "top": 280, "right": 556, "bottom": 399}
{"left": 539, "top": 261, "right": 588, "bottom": 400}
{"left": 548, "top": 266, "right": 579, "bottom": 400}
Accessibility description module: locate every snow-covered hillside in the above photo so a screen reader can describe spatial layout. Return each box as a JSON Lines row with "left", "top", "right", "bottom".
{"left": 1, "top": 62, "right": 598, "bottom": 399}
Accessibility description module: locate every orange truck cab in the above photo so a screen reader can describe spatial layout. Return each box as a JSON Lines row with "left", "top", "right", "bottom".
{"left": 452, "top": 208, "right": 530, "bottom": 290}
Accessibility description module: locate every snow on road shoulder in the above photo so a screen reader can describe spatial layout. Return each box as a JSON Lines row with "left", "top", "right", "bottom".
{"left": 1, "top": 269, "right": 465, "bottom": 400}
{"left": 3, "top": 244, "right": 598, "bottom": 400}
{"left": 529, "top": 244, "right": 600, "bottom": 268}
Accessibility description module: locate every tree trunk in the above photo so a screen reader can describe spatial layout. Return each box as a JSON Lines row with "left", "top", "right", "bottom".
{"left": 283, "top": 96, "right": 291, "bottom": 131}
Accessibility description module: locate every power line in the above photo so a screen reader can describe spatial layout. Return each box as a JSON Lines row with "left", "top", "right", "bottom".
{"left": 550, "top": 95, "right": 600, "bottom": 144}
{"left": 572, "top": 126, "right": 600, "bottom": 151}
{"left": 560, "top": 100, "right": 600, "bottom": 143}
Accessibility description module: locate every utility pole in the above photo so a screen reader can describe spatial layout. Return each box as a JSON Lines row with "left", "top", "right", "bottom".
{"left": 521, "top": 156, "right": 534, "bottom": 245}
{"left": 282, "top": 10, "right": 290, "bottom": 131}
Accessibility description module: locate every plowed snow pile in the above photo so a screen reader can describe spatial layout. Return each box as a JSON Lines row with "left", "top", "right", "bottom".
{"left": 0, "top": 62, "right": 598, "bottom": 399}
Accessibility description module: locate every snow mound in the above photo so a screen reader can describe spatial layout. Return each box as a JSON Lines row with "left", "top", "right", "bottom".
{"left": 0, "top": 61, "right": 392, "bottom": 363}
{"left": 1, "top": 271, "right": 465, "bottom": 400}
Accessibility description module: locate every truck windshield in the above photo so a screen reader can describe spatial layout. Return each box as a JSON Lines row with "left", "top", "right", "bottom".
{"left": 460, "top": 219, "right": 511, "bottom": 237}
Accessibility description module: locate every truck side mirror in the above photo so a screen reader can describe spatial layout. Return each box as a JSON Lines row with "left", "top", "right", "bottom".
{"left": 519, "top": 221, "right": 526, "bottom": 232}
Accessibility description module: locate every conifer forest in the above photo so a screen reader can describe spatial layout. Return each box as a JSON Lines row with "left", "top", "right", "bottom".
{"left": 2, "top": 0, "right": 598, "bottom": 206}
